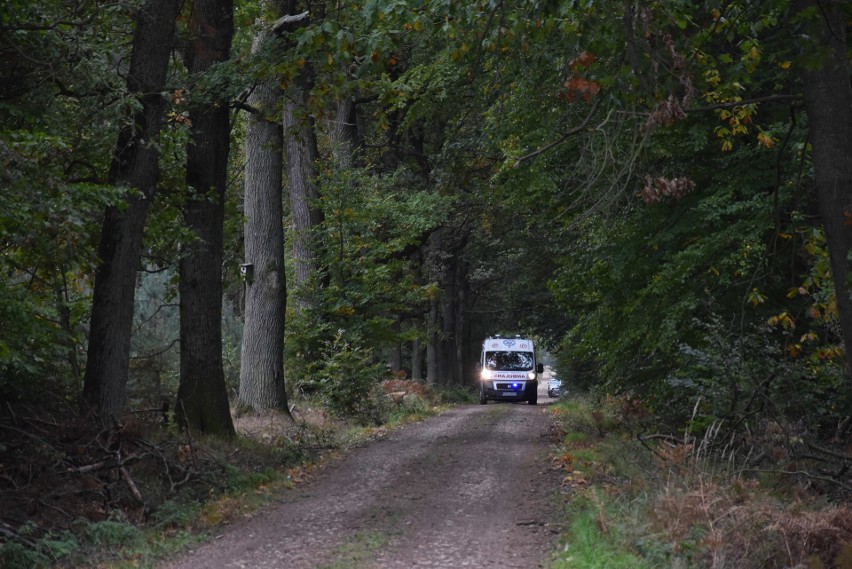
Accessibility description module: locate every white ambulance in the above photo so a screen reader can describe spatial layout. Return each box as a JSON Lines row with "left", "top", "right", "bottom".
{"left": 477, "top": 335, "right": 543, "bottom": 405}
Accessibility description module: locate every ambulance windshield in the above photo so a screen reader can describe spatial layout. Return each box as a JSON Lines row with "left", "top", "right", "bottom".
{"left": 485, "top": 351, "right": 534, "bottom": 371}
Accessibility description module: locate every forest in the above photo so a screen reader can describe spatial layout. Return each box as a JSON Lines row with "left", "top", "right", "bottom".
{"left": 1, "top": 0, "right": 851, "bottom": 566}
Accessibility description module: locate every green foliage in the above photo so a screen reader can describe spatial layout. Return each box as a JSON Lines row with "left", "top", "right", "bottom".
{"left": 286, "top": 165, "right": 448, "bottom": 403}
{"left": 150, "top": 499, "right": 201, "bottom": 530}
{"left": 316, "top": 329, "right": 388, "bottom": 426}
{"left": 553, "top": 499, "right": 651, "bottom": 569}
{"left": 0, "top": 0, "right": 141, "bottom": 399}
{"left": 544, "top": 84, "right": 841, "bottom": 426}
{"left": 670, "top": 315, "right": 845, "bottom": 434}
{"left": 315, "top": 530, "right": 390, "bottom": 569}
{"left": 0, "top": 130, "right": 125, "bottom": 398}
{"left": 0, "top": 542, "right": 51, "bottom": 569}
{"left": 432, "top": 385, "right": 477, "bottom": 404}
{"left": 0, "top": 517, "right": 143, "bottom": 569}
{"left": 78, "top": 516, "right": 143, "bottom": 548}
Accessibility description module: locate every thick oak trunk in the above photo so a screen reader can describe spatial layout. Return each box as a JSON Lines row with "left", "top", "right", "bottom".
{"left": 176, "top": 0, "right": 236, "bottom": 437}
{"left": 238, "top": 16, "right": 289, "bottom": 413}
{"left": 82, "top": 0, "right": 180, "bottom": 421}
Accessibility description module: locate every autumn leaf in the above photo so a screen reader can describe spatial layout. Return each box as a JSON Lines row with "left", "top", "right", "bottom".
{"left": 800, "top": 332, "right": 818, "bottom": 343}
{"left": 563, "top": 75, "right": 601, "bottom": 102}
{"left": 757, "top": 131, "right": 776, "bottom": 148}
{"left": 768, "top": 311, "right": 795, "bottom": 330}
{"left": 749, "top": 288, "right": 767, "bottom": 306}
{"left": 569, "top": 51, "right": 597, "bottom": 70}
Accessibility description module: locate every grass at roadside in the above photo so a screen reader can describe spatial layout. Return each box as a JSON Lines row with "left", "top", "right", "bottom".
{"left": 314, "top": 531, "right": 390, "bottom": 569}
{"left": 546, "top": 395, "right": 852, "bottom": 569}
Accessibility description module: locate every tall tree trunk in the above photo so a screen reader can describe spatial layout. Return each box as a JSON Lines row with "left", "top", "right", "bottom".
{"left": 440, "top": 274, "right": 457, "bottom": 386}
{"left": 238, "top": 10, "right": 289, "bottom": 413}
{"left": 426, "top": 296, "right": 439, "bottom": 386}
{"left": 82, "top": 0, "right": 180, "bottom": 421}
{"left": 425, "top": 229, "right": 444, "bottom": 386}
{"left": 327, "top": 91, "right": 360, "bottom": 169}
{"left": 454, "top": 260, "right": 469, "bottom": 386}
{"left": 284, "top": 71, "right": 324, "bottom": 313}
{"left": 411, "top": 326, "right": 424, "bottom": 381}
{"left": 388, "top": 319, "right": 403, "bottom": 375}
{"left": 800, "top": 0, "right": 852, "bottom": 398}
{"left": 175, "top": 0, "right": 236, "bottom": 437}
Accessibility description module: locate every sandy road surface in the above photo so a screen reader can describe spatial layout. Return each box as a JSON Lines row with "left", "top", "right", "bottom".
{"left": 160, "top": 384, "right": 563, "bottom": 569}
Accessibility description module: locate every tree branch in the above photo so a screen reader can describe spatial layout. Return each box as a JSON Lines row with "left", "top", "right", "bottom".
{"left": 231, "top": 99, "right": 260, "bottom": 114}
{"left": 686, "top": 93, "right": 801, "bottom": 113}
{"left": 741, "top": 468, "right": 852, "bottom": 493}
{"left": 271, "top": 11, "right": 310, "bottom": 35}
{"left": 513, "top": 100, "right": 600, "bottom": 168}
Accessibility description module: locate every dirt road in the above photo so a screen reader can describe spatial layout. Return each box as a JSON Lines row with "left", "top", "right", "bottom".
{"left": 160, "top": 384, "right": 563, "bottom": 569}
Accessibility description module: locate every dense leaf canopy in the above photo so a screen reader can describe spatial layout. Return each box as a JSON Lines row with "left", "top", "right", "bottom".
{"left": 1, "top": 0, "right": 849, "bottom": 434}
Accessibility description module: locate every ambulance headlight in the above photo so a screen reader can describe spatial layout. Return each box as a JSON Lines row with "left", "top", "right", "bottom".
{"left": 527, "top": 371, "right": 537, "bottom": 380}
{"left": 481, "top": 369, "right": 494, "bottom": 380}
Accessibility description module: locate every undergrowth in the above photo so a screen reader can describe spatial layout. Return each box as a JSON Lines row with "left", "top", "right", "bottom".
{"left": 547, "top": 395, "right": 852, "bottom": 569}
{"left": 0, "top": 379, "right": 451, "bottom": 569}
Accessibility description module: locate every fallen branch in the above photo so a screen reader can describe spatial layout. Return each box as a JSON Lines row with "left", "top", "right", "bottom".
{"left": 639, "top": 433, "right": 685, "bottom": 446}
{"left": 0, "top": 521, "right": 39, "bottom": 549}
{"left": 119, "top": 465, "right": 144, "bottom": 504}
{"left": 741, "top": 468, "right": 852, "bottom": 493}
{"left": 807, "top": 442, "right": 852, "bottom": 463}
{"left": 69, "top": 459, "right": 112, "bottom": 473}
{"left": 636, "top": 433, "right": 668, "bottom": 461}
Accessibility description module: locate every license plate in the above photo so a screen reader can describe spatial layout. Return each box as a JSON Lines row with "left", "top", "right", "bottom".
{"left": 502, "top": 391, "right": 517, "bottom": 396}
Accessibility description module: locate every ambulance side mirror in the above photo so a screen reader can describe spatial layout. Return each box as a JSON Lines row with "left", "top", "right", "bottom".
{"left": 536, "top": 363, "right": 544, "bottom": 374}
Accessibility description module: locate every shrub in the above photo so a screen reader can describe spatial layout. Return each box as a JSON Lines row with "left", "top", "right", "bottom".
{"left": 317, "top": 330, "right": 388, "bottom": 425}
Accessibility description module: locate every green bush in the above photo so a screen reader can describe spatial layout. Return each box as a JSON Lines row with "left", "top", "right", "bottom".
{"left": 0, "top": 540, "right": 53, "bottom": 569}
{"left": 78, "top": 517, "right": 142, "bottom": 548}
{"left": 317, "top": 330, "right": 388, "bottom": 425}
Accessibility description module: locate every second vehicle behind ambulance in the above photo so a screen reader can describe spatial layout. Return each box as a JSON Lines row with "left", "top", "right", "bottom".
{"left": 477, "top": 335, "right": 543, "bottom": 405}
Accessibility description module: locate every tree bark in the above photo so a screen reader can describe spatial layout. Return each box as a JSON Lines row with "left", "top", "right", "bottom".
{"left": 388, "top": 319, "right": 403, "bottom": 375}
{"left": 425, "top": 229, "right": 444, "bottom": 386}
{"left": 284, "top": 70, "right": 324, "bottom": 313}
{"left": 441, "top": 269, "right": 458, "bottom": 385}
{"left": 426, "top": 296, "right": 439, "bottom": 386}
{"left": 799, "top": 0, "right": 852, "bottom": 397}
{"left": 327, "top": 91, "right": 360, "bottom": 169}
{"left": 411, "top": 330, "right": 424, "bottom": 381}
{"left": 175, "top": 0, "right": 236, "bottom": 437}
{"left": 82, "top": 0, "right": 180, "bottom": 421}
{"left": 454, "top": 260, "right": 469, "bottom": 386}
{"left": 238, "top": 10, "right": 289, "bottom": 413}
